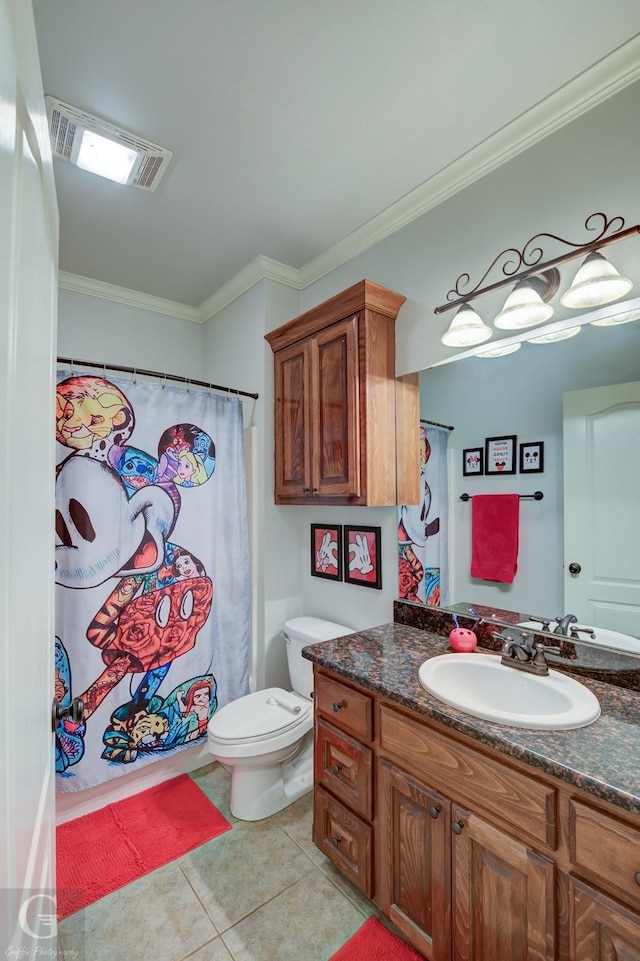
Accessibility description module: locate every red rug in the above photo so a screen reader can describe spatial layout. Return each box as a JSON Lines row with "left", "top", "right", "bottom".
{"left": 56, "top": 773, "right": 231, "bottom": 920}
{"left": 329, "top": 917, "right": 425, "bottom": 960}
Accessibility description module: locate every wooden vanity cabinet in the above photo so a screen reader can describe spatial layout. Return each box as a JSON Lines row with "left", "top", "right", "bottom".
{"left": 265, "top": 280, "right": 419, "bottom": 506}
{"left": 311, "top": 664, "right": 640, "bottom": 961}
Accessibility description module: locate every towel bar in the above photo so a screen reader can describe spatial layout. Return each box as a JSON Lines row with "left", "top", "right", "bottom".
{"left": 460, "top": 491, "right": 543, "bottom": 501}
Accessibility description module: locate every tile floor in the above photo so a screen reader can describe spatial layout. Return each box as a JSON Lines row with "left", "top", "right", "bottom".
{"left": 57, "top": 763, "right": 384, "bottom": 961}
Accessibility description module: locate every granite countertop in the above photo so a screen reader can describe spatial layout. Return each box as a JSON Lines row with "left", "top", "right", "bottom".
{"left": 303, "top": 622, "right": 640, "bottom": 816}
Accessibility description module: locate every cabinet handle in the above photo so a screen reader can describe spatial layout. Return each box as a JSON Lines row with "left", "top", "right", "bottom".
{"left": 332, "top": 701, "right": 345, "bottom": 712}
{"left": 428, "top": 805, "right": 441, "bottom": 819}
{"left": 302, "top": 486, "right": 318, "bottom": 494}
{"left": 635, "top": 871, "right": 640, "bottom": 886}
{"left": 331, "top": 763, "right": 343, "bottom": 774}
{"left": 452, "top": 821, "right": 464, "bottom": 835}
{"left": 330, "top": 835, "right": 342, "bottom": 846}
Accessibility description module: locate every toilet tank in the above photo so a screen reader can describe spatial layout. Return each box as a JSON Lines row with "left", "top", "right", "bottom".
{"left": 284, "top": 616, "right": 354, "bottom": 700}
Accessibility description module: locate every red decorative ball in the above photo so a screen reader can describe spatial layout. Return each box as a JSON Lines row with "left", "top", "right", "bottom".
{"left": 449, "top": 628, "right": 478, "bottom": 652}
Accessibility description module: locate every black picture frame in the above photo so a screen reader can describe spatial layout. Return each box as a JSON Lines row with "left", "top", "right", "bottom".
{"left": 462, "top": 447, "right": 484, "bottom": 476}
{"left": 310, "top": 524, "right": 342, "bottom": 581}
{"left": 343, "top": 525, "right": 382, "bottom": 589}
{"left": 519, "top": 440, "right": 545, "bottom": 474}
{"left": 484, "top": 435, "right": 517, "bottom": 475}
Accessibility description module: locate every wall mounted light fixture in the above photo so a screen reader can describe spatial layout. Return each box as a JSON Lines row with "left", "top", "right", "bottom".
{"left": 437, "top": 212, "right": 639, "bottom": 347}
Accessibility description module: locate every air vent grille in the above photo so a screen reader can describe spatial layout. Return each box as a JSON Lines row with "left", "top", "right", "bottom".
{"left": 45, "top": 97, "right": 172, "bottom": 191}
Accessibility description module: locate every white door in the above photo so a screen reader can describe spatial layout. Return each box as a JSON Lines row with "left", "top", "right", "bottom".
{"left": 0, "top": 0, "right": 59, "bottom": 953}
{"left": 563, "top": 380, "right": 640, "bottom": 636}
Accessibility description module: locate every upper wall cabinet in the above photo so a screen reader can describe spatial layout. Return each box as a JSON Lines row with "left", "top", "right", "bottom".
{"left": 265, "top": 280, "right": 420, "bottom": 506}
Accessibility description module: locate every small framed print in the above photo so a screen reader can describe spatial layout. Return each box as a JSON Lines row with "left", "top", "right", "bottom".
{"left": 463, "top": 447, "right": 484, "bottom": 476}
{"left": 344, "top": 525, "right": 382, "bottom": 589}
{"left": 310, "top": 524, "right": 342, "bottom": 581}
{"left": 485, "top": 435, "right": 517, "bottom": 475}
{"left": 519, "top": 440, "right": 544, "bottom": 474}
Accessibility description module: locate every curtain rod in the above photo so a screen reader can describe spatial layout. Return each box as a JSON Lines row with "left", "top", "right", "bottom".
{"left": 421, "top": 418, "right": 454, "bottom": 431}
{"left": 57, "top": 356, "right": 259, "bottom": 400}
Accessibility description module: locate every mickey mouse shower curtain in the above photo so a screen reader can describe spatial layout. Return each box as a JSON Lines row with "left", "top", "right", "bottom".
{"left": 54, "top": 372, "right": 250, "bottom": 791}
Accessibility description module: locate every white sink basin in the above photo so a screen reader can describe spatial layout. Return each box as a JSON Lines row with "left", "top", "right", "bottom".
{"left": 418, "top": 653, "right": 600, "bottom": 730}
{"left": 518, "top": 622, "right": 640, "bottom": 655}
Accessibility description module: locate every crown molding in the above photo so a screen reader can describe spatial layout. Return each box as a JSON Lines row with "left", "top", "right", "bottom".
{"left": 198, "top": 256, "right": 302, "bottom": 323}
{"left": 58, "top": 36, "right": 640, "bottom": 322}
{"left": 58, "top": 271, "right": 202, "bottom": 323}
{"left": 297, "top": 34, "right": 640, "bottom": 289}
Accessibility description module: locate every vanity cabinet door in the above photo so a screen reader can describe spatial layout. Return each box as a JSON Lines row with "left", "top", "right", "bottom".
{"left": 378, "top": 759, "right": 451, "bottom": 961}
{"left": 570, "top": 877, "right": 640, "bottom": 960}
{"left": 451, "top": 804, "right": 556, "bottom": 961}
{"left": 273, "top": 338, "right": 311, "bottom": 500}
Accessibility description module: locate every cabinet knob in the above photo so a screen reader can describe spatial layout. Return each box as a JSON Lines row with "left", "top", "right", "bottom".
{"left": 428, "top": 805, "right": 441, "bottom": 819}
{"left": 331, "top": 763, "right": 343, "bottom": 775}
{"left": 332, "top": 701, "right": 344, "bottom": 712}
{"left": 452, "top": 821, "right": 464, "bottom": 835}
{"left": 330, "top": 835, "right": 342, "bottom": 846}
{"left": 302, "top": 486, "right": 318, "bottom": 494}
{"left": 635, "top": 871, "right": 640, "bottom": 886}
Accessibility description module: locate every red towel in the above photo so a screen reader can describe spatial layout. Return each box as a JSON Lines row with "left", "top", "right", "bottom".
{"left": 470, "top": 494, "right": 520, "bottom": 583}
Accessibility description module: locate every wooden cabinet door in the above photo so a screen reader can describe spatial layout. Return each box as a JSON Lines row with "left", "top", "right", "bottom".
{"left": 570, "top": 877, "right": 640, "bottom": 960}
{"left": 310, "top": 315, "right": 360, "bottom": 497}
{"left": 274, "top": 338, "right": 311, "bottom": 499}
{"left": 378, "top": 759, "right": 451, "bottom": 960}
{"left": 451, "top": 804, "right": 555, "bottom": 961}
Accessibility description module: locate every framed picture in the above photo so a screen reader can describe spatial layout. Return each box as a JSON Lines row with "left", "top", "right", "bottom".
{"left": 463, "top": 447, "right": 484, "bottom": 476}
{"left": 485, "top": 435, "right": 517, "bottom": 475}
{"left": 310, "top": 524, "right": 342, "bottom": 581}
{"left": 344, "top": 525, "right": 382, "bottom": 589}
{"left": 519, "top": 440, "right": 544, "bottom": 473}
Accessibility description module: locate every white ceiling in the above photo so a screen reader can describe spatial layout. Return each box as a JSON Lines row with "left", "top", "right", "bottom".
{"left": 32, "top": 1, "right": 640, "bottom": 312}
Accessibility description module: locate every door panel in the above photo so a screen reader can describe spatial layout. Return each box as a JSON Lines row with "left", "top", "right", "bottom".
{"left": 1, "top": 0, "right": 58, "bottom": 950}
{"left": 563, "top": 381, "right": 640, "bottom": 634}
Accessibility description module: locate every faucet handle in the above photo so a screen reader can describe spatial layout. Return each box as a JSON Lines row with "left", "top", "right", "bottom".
{"left": 526, "top": 615, "right": 552, "bottom": 632}
{"left": 532, "top": 640, "right": 562, "bottom": 671}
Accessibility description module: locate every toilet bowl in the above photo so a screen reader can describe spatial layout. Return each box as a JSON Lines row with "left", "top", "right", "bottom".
{"left": 208, "top": 616, "right": 353, "bottom": 820}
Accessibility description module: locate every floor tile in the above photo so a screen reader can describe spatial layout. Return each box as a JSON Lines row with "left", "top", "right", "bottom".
{"left": 179, "top": 816, "right": 316, "bottom": 932}
{"left": 270, "top": 790, "right": 327, "bottom": 865}
{"left": 189, "top": 762, "right": 238, "bottom": 825}
{"left": 320, "top": 859, "right": 381, "bottom": 919}
{"left": 59, "top": 860, "right": 217, "bottom": 961}
{"left": 221, "top": 866, "right": 366, "bottom": 961}
{"left": 183, "top": 935, "right": 235, "bottom": 960}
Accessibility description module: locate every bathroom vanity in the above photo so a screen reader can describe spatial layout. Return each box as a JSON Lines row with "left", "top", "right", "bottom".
{"left": 305, "top": 623, "right": 640, "bottom": 961}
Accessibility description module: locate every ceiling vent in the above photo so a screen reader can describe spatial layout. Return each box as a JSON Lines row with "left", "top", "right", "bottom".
{"left": 45, "top": 97, "right": 172, "bottom": 191}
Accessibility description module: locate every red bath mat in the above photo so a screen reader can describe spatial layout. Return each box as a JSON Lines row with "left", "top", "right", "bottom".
{"left": 329, "top": 916, "right": 426, "bottom": 960}
{"left": 56, "top": 773, "right": 231, "bottom": 920}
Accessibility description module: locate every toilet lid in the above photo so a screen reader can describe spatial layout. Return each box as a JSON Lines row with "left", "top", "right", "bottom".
{"left": 208, "top": 688, "right": 311, "bottom": 743}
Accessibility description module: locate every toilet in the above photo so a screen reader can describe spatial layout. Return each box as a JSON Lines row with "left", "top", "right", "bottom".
{"left": 208, "top": 616, "right": 353, "bottom": 821}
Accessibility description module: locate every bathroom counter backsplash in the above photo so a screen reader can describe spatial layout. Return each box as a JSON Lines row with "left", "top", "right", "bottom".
{"left": 302, "top": 620, "right": 640, "bottom": 816}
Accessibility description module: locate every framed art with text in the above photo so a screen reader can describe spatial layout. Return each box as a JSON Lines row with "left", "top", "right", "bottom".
{"left": 484, "top": 435, "right": 517, "bottom": 475}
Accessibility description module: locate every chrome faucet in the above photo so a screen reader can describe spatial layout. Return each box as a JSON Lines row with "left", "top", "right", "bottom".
{"left": 553, "top": 614, "right": 578, "bottom": 636}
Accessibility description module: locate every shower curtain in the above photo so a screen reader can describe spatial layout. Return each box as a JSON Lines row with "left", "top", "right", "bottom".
{"left": 398, "top": 425, "right": 449, "bottom": 606}
{"left": 54, "top": 372, "right": 250, "bottom": 791}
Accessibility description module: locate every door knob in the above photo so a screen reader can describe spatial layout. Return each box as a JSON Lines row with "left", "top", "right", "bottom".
{"left": 52, "top": 696, "right": 85, "bottom": 732}
{"left": 568, "top": 562, "right": 582, "bottom": 574}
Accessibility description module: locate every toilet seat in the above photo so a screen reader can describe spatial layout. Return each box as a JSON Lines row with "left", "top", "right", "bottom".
{"left": 208, "top": 687, "right": 311, "bottom": 745}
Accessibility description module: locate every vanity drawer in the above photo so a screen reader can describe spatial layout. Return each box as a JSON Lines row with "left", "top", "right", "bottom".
{"left": 315, "top": 717, "right": 373, "bottom": 819}
{"left": 314, "top": 784, "right": 373, "bottom": 897}
{"left": 315, "top": 673, "right": 373, "bottom": 741}
{"left": 380, "top": 705, "right": 557, "bottom": 848}
{"left": 570, "top": 799, "right": 640, "bottom": 905}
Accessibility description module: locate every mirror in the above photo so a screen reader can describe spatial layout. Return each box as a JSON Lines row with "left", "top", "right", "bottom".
{"left": 419, "top": 308, "right": 640, "bottom": 658}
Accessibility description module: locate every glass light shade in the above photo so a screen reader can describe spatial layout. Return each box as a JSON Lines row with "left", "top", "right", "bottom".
{"left": 76, "top": 129, "right": 139, "bottom": 184}
{"left": 590, "top": 307, "right": 640, "bottom": 327}
{"left": 440, "top": 304, "right": 493, "bottom": 347}
{"left": 494, "top": 279, "right": 554, "bottom": 330}
{"left": 527, "top": 326, "right": 582, "bottom": 344}
{"left": 476, "top": 342, "right": 522, "bottom": 358}
{"left": 560, "top": 251, "right": 633, "bottom": 309}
